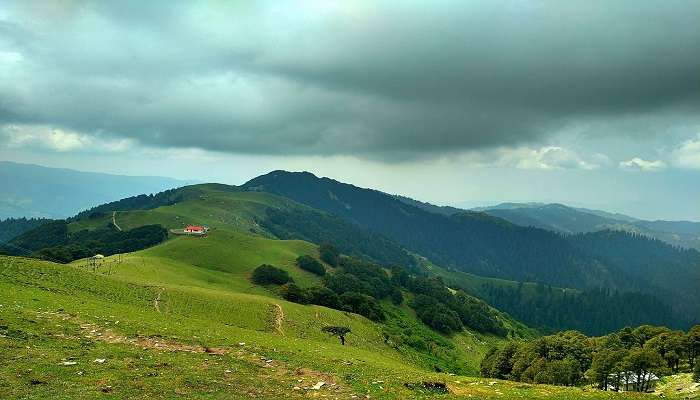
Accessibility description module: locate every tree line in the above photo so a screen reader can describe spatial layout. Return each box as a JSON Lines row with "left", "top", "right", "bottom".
{"left": 0, "top": 217, "right": 54, "bottom": 243}
{"left": 1, "top": 220, "right": 168, "bottom": 263}
{"left": 481, "top": 325, "right": 700, "bottom": 391}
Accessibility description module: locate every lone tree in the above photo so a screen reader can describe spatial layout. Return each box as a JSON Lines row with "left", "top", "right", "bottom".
{"left": 322, "top": 326, "right": 351, "bottom": 345}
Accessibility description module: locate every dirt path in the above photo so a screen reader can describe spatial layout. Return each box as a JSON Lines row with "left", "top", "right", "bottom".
{"left": 112, "top": 211, "right": 122, "bottom": 232}
{"left": 272, "top": 303, "right": 284, "bottom": 335}
{"left": 154, "top": 287, "right": 164, "bottom": 313}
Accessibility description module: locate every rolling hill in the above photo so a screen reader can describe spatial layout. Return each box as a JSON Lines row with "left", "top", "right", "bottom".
{"left": 0, "top": 183, "right": 546, "bottom": 399}
{"left": 242, "top": 171, "right": 700, "bottom": 327}
{"left": 2, "top": 177, "right": 698, "bottom": 398}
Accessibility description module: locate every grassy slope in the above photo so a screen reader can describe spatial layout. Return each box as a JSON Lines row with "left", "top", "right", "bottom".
{"left": 2, "top": 255, "right": 657, "bottom": 400}
{"left": 0, "top": 184, "right": 668, "bottom": 398}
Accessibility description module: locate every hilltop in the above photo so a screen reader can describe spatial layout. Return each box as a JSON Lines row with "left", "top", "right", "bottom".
{"left": 0, "top": 182, "right": 537, "bottom": 398}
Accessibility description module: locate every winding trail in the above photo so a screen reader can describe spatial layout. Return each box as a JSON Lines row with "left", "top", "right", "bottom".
{"left": 272, "top": 303, "right": 284, "bottom": 335}
{"left": 112, "top": 211, "right": 122, "bottom": 231}
{"left": 154, "top": 287, "right": 164, "bottom": 313}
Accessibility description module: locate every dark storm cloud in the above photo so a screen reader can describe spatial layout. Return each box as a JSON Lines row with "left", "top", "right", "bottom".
{"left": 1, "top": 0, "right": 699, "bottom": 159}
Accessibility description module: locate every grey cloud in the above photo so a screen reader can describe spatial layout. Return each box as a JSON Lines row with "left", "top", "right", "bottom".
{"left": 1, "top": 0, "right": 699, "bottom": 160}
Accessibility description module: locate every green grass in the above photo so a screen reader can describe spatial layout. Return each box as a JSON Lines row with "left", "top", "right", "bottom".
{"left": 0, "top": 185, "right": 674, "bottom": 398}
{"left": 0, "top": 252, "right": 672, "bottom": 399}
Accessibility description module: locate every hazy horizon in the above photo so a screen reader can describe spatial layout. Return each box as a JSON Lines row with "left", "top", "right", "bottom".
{"left": 2, "top": 159, "right": 697, "bottom": 222}
{"left": 1, "top": 1, "right": 699, "bottom": 221}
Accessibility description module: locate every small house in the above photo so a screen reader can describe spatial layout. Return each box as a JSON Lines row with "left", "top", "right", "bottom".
{"left": 608, "top": 371, "right": 659, "bottom": 392}
{"left": 184, "top": 225, "right": 209, "bottom": 235}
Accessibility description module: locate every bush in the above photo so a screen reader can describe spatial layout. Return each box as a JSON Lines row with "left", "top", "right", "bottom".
{"left": 306, "top": 286, "right": 341, "bottom": 309}
{"left": 319, "top": 243, "right": 340, "bottom": 267}
{"left": 390, "top": 287, "right": 403, "bottom": 305}
{"left": 280, "top": 283, "right": 308, "bottom": 303}
{"left": 339, "top": 291, "right": 385, "bottom": 321}
{"left": 412, "top": 294, "right": 462, "bottom": 334}
{"left": 296, "top": 255, "right": 326, "bottom": 276}
{"left": 251, "top": 264, "right": 292, "bottom": 285}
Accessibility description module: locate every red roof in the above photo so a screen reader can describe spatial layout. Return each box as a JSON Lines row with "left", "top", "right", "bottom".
{"left": 185, "top": 225, "right": 205, "bottom": 231}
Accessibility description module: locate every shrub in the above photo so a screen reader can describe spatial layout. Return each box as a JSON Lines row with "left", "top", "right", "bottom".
{"left": 251, "top": 264, "right": 292, "bottom": 285}
{"left": 306, "top": 286, "right": 341, "bottom": 309}
{"left": 296, "top": 255, "right": 326, "bottom": 276}
{"left": 319, "top": 243, "right": 340, "bottom": 267}
{"left": 390, "top": 287, "right": 403, "bottom": 305}
{"left": 339, "top": 291, "right": 385, "bottom": 321}
{"left": 280, "top": 283, "right": 308, "bottom": 303}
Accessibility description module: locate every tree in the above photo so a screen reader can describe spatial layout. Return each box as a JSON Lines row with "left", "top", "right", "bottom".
{"left": 251, "top": 264, "right": 293, "bottom": 285}
{"left": 280, "top": 283, "right": 308, "bottom": 304}
{"left": 688, "top": 325, "right": 700, "bottom": 368}
{"left": 296, "top": 255, "right": 326, "bottom": 276}
{"left": 589, "top": 347, "right": 626, "bottom": 390}
{"left": 390, "top": 287, "right": 403, "bottom": 305}
{"left": 623, "top": 347, "right": 665, "bottom": 392}
{"left": 322, "top": 326, "right": 351, "bottom": 345}
{"left": 339, "top": 291, "right": 385, "bottom": 321}
{"left": 645, "top": 331, "right": 686, "bottom": 372}
{"left": 319, "top": 243, "right": 340, "bottom": 267}
{"left": 694, "top": 361, "right": 700, "bottom": 382}
{"left": 306, "top": 286, "right": 341, "bottom": 309}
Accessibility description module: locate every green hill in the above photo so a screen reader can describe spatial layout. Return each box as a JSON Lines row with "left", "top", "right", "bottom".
{"left": 1, "top": 181, "right": 694, "bottom": 398}
{"left": 241, "top": 171, "right": 699, "bottom": 330}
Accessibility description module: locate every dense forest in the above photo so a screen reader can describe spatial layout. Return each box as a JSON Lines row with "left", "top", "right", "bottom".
{"left": 1, "top": 220, "right": 168, "bottom": 263}
{"left": 258, "top": 206, "right": 417, "bottom": 270}
{"left": 243, "top": 171, "right": 616, "bottom": 290}
{"left": 568, "top": 230, "right": 700, "bottom": 317}
{"left": 480, "top": 284, "right": 681, "bottom": 335}
{"left": 481, "top": 325, "right": 700, "bottom": 391}
{"left": 0, "top": 217, "right": 54, "bottom": 243}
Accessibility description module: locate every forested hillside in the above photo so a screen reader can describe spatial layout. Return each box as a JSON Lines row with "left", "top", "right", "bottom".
{"left": 568, "top": 231, "right": 700, "bottom": 318}
{"left": 476, "top": 202, "right": 700, "bottom": 250}
{"left": 243, "top": 171, "right": 616, "bottom": 290}
{"left": 0, "top": 217, "right": 53, "bottom": 242}
{"left": 243, "top": 171, "right": 700, "bottom": 330}
{"left": 1, "top": 220, "right": 168, "bottom": 263}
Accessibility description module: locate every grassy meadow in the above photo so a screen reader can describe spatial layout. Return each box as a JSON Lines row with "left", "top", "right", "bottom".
{"left": 1, "top": 185, "right": 692, "bottom": 398}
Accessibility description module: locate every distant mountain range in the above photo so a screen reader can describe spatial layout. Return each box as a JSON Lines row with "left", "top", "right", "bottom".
{"left": 470, "top": 202, "right": 700, "bottom": 250}
{"left": 0, "top": 161, "right": 192, "bottom": 219}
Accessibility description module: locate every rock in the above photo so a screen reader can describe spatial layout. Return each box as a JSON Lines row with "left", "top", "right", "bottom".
{"left": 225, "top": 369, "right": 232, "bottom": 373}
{"left": 238, "top": 342, "right": 245, "bottom": 346}
{"left": 61, "top": 361, "right": 77, "bottom": 366}
{"left": 93, "top": 359, "right": 106, "bottom": 363}
{"left": 293, "top": 386, "right": 301, "bottom": 390}
{"left": 311, "top": 381, "right": 326, "bottom": 390}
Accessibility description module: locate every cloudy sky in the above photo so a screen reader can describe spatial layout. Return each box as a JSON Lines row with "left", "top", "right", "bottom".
{"left": 1, "top": 1, "right": 699, "bottom": 220}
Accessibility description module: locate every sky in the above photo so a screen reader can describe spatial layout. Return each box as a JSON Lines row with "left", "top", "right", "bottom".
{"left": 1, "top": 1, "right": 699, "bottom": 220}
